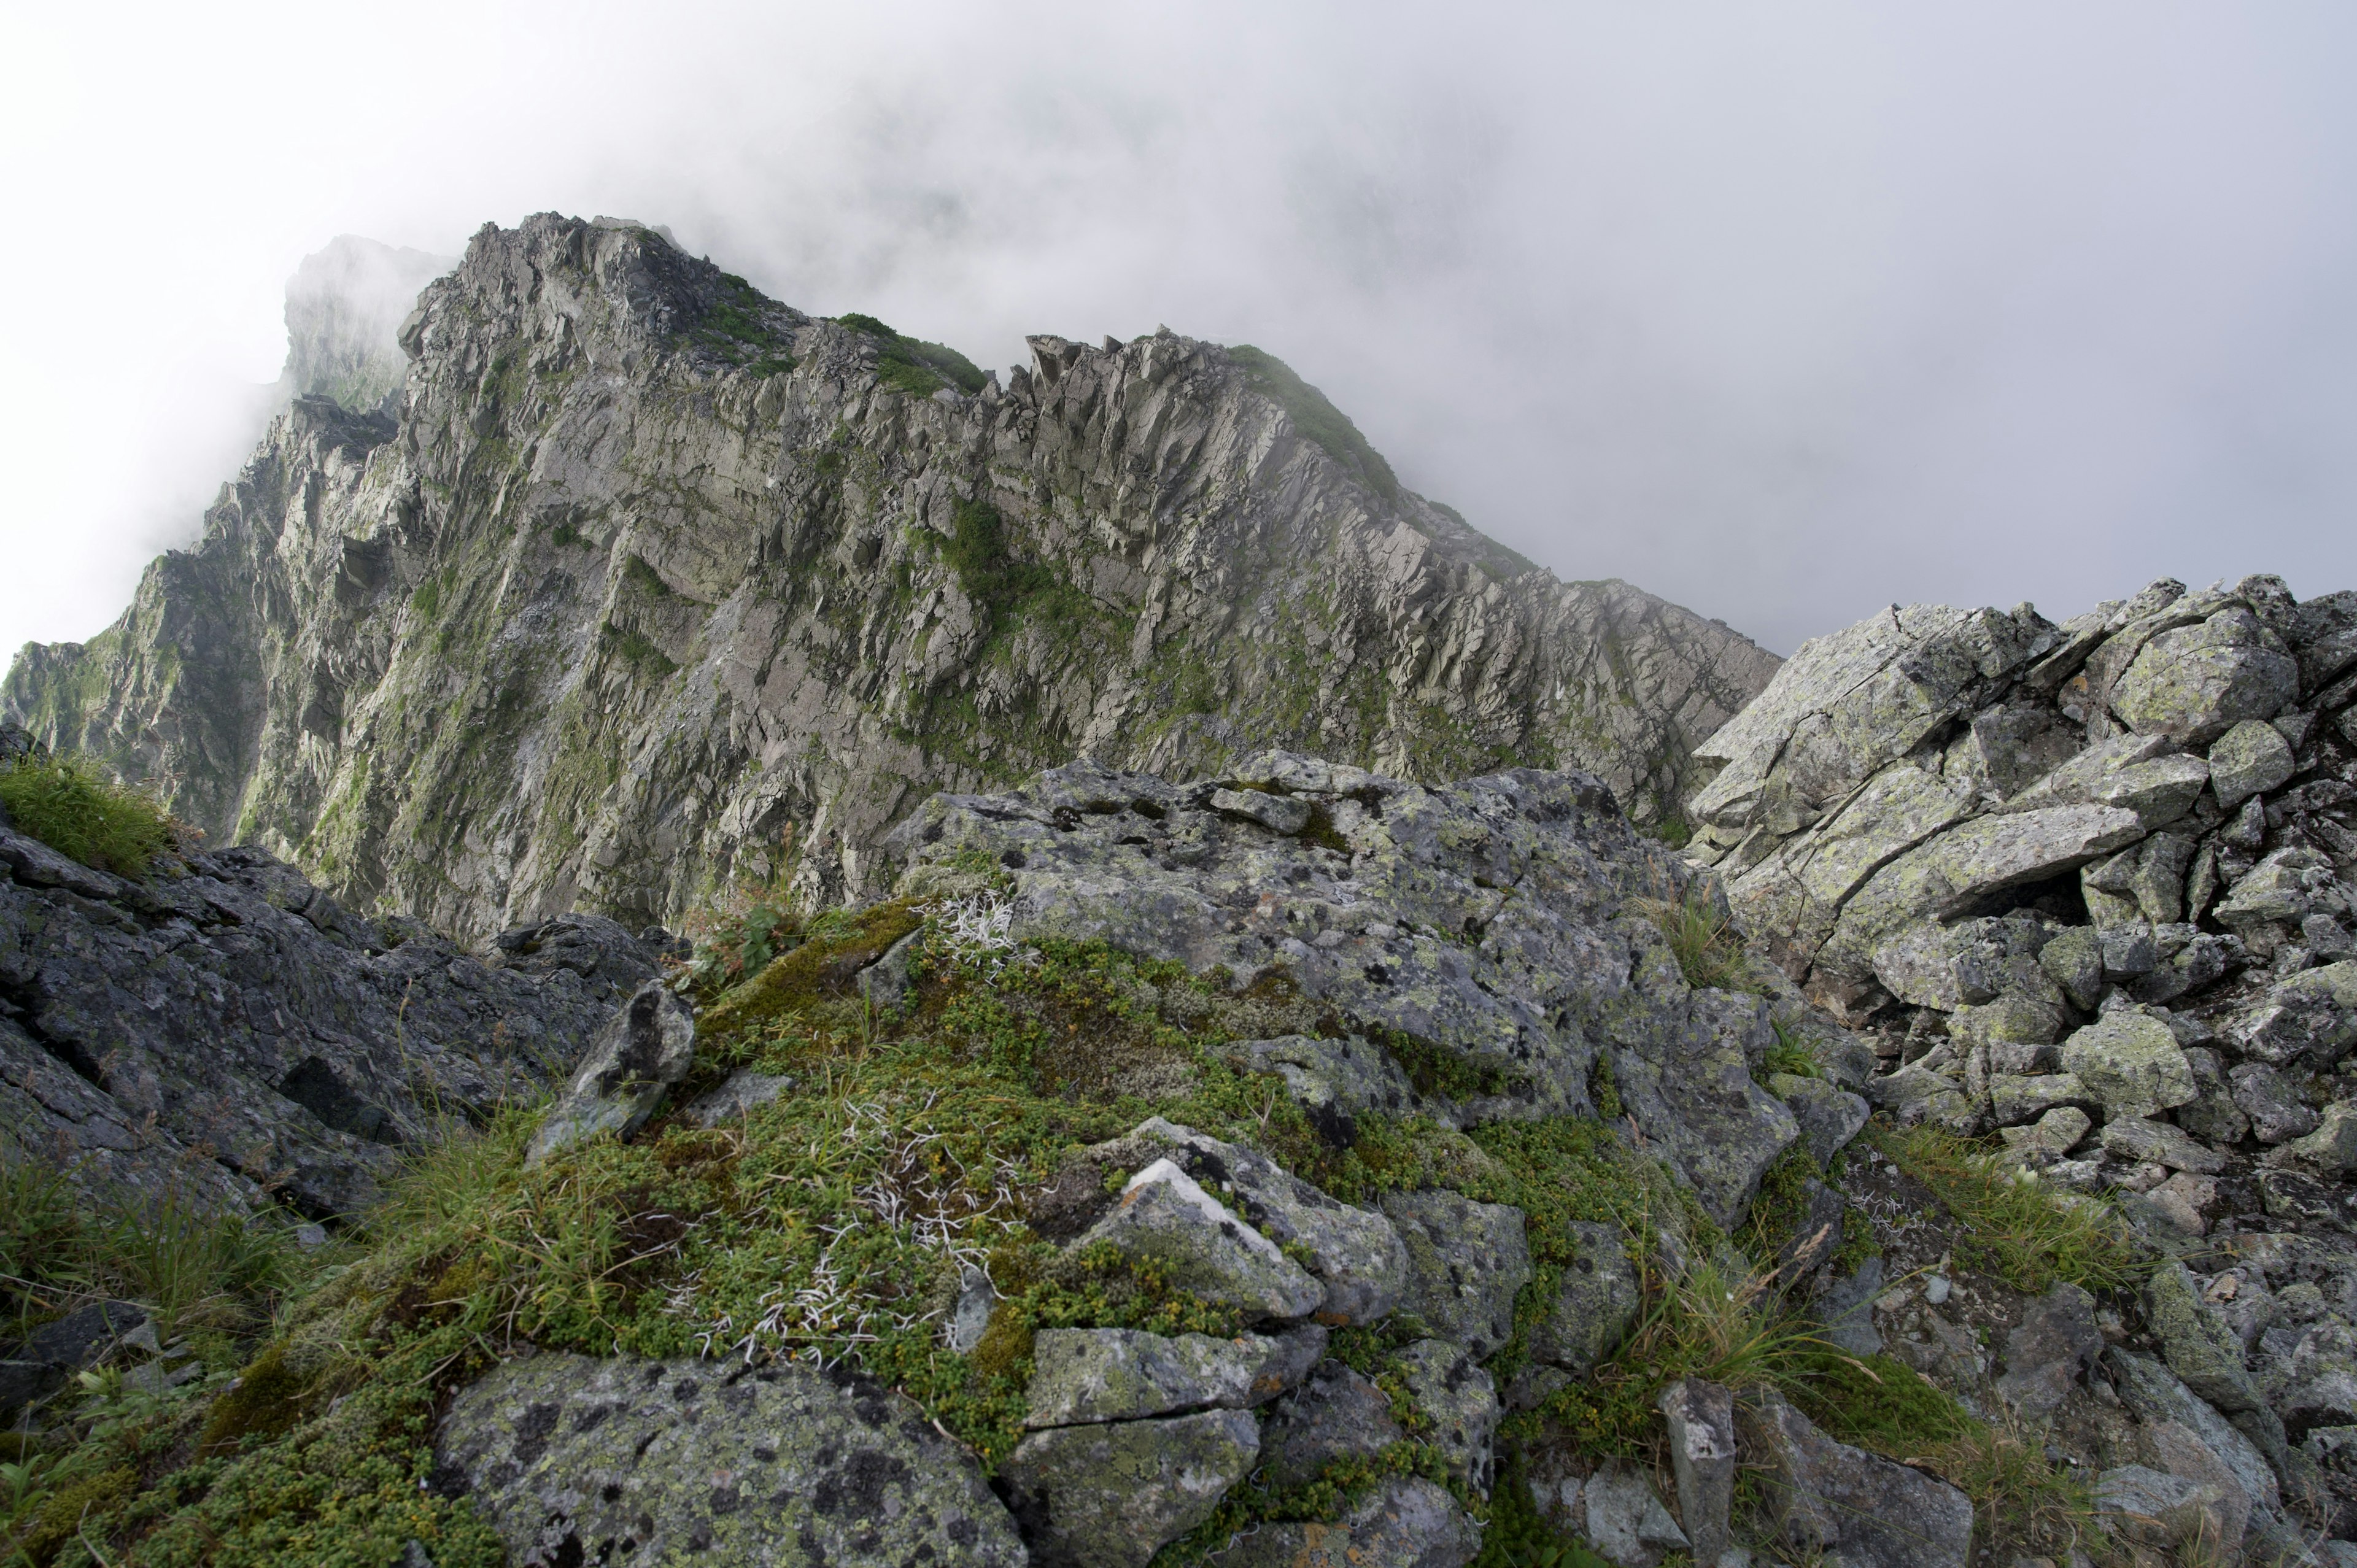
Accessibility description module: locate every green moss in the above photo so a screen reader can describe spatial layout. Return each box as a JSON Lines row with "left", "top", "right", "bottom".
{"left": 697, "top": 898, "right": 927, "bottom": 1035}
{"left": 622, "top": 554, "right": 676, "bottom": 599}
{"left": 0, "top": 752, "right": 173, "bottom": 878}
{"left": 600, "top": 622, "right": 678, "bottom": 679}
{"left": 196, "top": 1342, "right": 309, "bottom": 1456}
{"left": 1226, "top": 345, "right": 1399, "bottom": 501}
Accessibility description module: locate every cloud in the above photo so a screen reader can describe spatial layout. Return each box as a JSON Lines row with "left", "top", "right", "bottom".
{"left": 4, "top": 1, "right": 2353, "bottom": 661}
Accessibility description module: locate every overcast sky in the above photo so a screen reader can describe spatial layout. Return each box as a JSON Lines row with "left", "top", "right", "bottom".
{"left": 4, "top": 2, "right": 2353, "bottom": 662}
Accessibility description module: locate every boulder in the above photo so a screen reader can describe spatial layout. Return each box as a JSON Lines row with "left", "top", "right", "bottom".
{"left": 2110, "top": 609, "right": 2299, "bottom": 744}
{"left": 2230, "top": 1062, "right": 2321, "bottom": 1144}
{"left": 2146, "top": 1173, "right": 2222, "bottom": 1237}
{"left": 2108, "top": 1348, "right": 2283, "bottom": 1518}
{"left": 525, "top": 981, "right": 697, "bottom": 1166}
{"left": 1128, "top": 1119, "right": 1407, "bottom": 1325}
{"left": 1396, "top": 1339, "right": 1498, "bottom": 1493}
{"left": 1657, "top": 1379, "right": 1737, "bottom": 1566}
{"left": 435, "top": 1353, "right": 1024, "bottom": 1567}
{"left": 1740, "top": 1389, "right": 1975, "bottom": 1568}
{"left": 1771, "top": 1075, "right": 1872, "bottom": 1168}
{"left": 1209, "top": 786, "right": 1313, "bottom": 836}
{"left": 1987, "top": 1072, "right": 2094, "bottom": 1127}
{"left": 1527, "top": 1219, "right": 1641, "bottom": 1376}
{"left": 1077, "top": 1158, "right": 1325, "bottom": 1321}
{"left": 1603, "top": 989, "right": 1803, "bottom": 1227}
{"left": 1021, "top": 1327, "right": 1315, "bottom": 1427}
{"left": 2263, "top": 1101, "right": 2357, "bottom": 1179}
{"left": 2038, "top": 925, "right": 2106, "bottom": 1011}
{"left": 1582, "top": 1458, "right": 1690, "bottom": 1568}
{"left": 2142, "top": 1261, "right": 2292, "bottom": 1476}
{"left": 1257, "top": 1361, "right": 1401, "bottom": 1486}
{"left": 2209, "top": 719, "right": 2298, "bottom": 809}
{"left": 1000, "top": 1408, "right": 1260, "bottom": 1568}
{"left": 2216, "top": 848, "right": 2343, "bottom": 933}
{"left": 0, "top": 1300, "right": 147, "bottom": 1421}
{"left": 2226, "top": 960, "right": 2357, "bottom": 1066}
{"left": 2057, "top": 1013, "right": 2196, "bottom": 1119}
{"left": 2136, "top": 1418, "right": 2254, "bottom": 1554}
{"left": 1998, "top": 1105, "right": 2091, "bottom": 1159}
{"left": 1811, "top": 1255, "right": 1886, "bottom": 1356}
{"left": 1993, "top": 1283, "right": 2103, "bottom": 1421}
{"left": 1221, "top": 1033, "right": 1423, "bottom": 1137}
{"left": 1221, "top": 1477, "right": 1480, "bottom": 1568}
{"left": 2098, "top": 1116, "right": 2227, "bottom": 1174}
{"left": 1379, "top": 1189, "right": 1532, "bottom": 1357}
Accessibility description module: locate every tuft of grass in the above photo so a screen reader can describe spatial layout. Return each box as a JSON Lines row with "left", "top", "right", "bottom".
{"left": 1630, "top": 887, "right": 1759, "bottom": 993}
{"left": 1760, "top": 1019, "right": 1821, "bottom": 1079}
{"left": 1870, "top": 1124, "right": 2147, "bottom": 1294}
{"left": 1917, "top": 1418, "right": 2095, "bottom": 1562}
{"left": 0, "top": 752, "right": 174, "bottom": 878}
{"left": 836, "top": 314, "right": 988, "bottom": 396}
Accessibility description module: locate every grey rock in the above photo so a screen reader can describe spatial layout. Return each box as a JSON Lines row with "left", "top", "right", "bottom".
{"left": 1129, "top": 1119, "right": 1407, "bottom": 1325}
{"left": 2231, "top": 1062, "right": 2321, "bottom": 1145}
{"left": 1582, "top": 1459, "right": 1690, "bottom": 1568}
{"left": 2094, "top": 1465, "right": 2238, "bottom": 1555}
{"left": 1022, "top": 1327, "right": 1299, "bottom": 1427}
{"left": 0, "top": 833, "right": 657, "bottom": 1216}
{"left": 2039, "top": 925, "right": 2106, "bottom": 1011}
{"left": 1999, "top": 1105, "right": 2092, "bottom": 1160}
{"left": 2110, "top": 609, "right": 2299, "bottom": 745}
{"left": 1740, "top": 1389, "right": 1975, "bottom": 1568}
{"left": 1770, "top": 1075, "right": 1871, "bottom": 1168}
{"left": 9, "top": 216, "right": 1778, "bottom": 943}
{"left": 1076, "top": 1157, "right": 1325, "bottom": 1321}
{"left": 1210, "top": 786, "right": 1313, "bottom": 836}
{"left": 2218, "top": 849, "right": 2345, "bottom": 934}
{"left": 1657, "top": 1378, "right": 1737, "bottom": 1566}
{"left": 525, "top": 981, "right": 697, "bottom": 1167}
{"left": 2143, "top": 1260, "right": 2293, "bottom": 1478}
{"left": 1987, "top": 1072, "right": 2094, "bottom": 1127}
{"left": 1380, "top": 1189, "right": 1532, "bottom": 1356}
{"left": 2210, "top": 719, "right": 2298, "bottom": 809}
{"left": 1222, "top": 1477, "right": 1480, "bottom": 1568}
{"left": 2135, "top": 1418, "right": 2253, "bottom": 1556}
{"left": 2099, "top": 921, "right": 2159, "bottom": 979}
{"left": 0, "top": 1300, "right": 146, "bottom": 1420}
{"left": 1528, "top": 1220, "right": 1641, "bottom": 1376}
{"left": 1396, "top": 1338, "right": 1498, "bottom": 1493}
{"left": 1811, "top": 1254, "right": 1886, "bottom": 1356}
{"left": 1256, "top": 1361, "right": 1401, "bottom": 1486}
{"left": 435, "top": 1352, "right": 1024, "bottom": 1567}
{"left": 945, "top": 1266, "right": 996, "bottom": 1354}
{"left": 2226, "top": 960, "right": 2357, "bottom": 1067}
{"left": 2058, "top": 1013, "right": 2196, "bottom": 1119}
{"left": 2264, "top": 1101, "right": 2357, "bottom": 1179}
{"left": 2109, "top": 1348, "right": 2284, "bottom": 1520}
{"left": 2174, "top": 1048, "right": 2251, "bottom": 1146}
{"left": 2098, "top": 1116, "right": 2228, "bottom": 1175}
{"left": 1222, "top": 1033, "right": 1424, "bottom": 1138}
{"left": 1993, "top": 1283, "right": 2103, "bottom": 1421}
{"left": 683, "top": 1068, "right": 792, "bottom": 1128}
{"left": 1000, "top": 1407, "right": 1259, "bottom": 1568}
{"left": 1874, "top": 1061, "right": 1980, "bottom": 1132}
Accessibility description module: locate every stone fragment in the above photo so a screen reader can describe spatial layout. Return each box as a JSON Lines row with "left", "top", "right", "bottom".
{"left": 2108, "top": 1348, "right": 2282, "bottom": 1520}
{"left": 2207, "top": 719, "right": 2297, "bottom": 810}
{"left": 1603, "top": 989, "right": 1803, "bottom": 1227}
{"left": 1379, "top": 1189, "right": 1532, "bottom": 1356}
{"left": 2230, "top": 1062, "right": 2320, "bottom": 1144}
{"left": 2146, "top": 1173, "right": 2221, "bottom": 1237}
{"left": 525, "top": 981, "right": 697, "bottom": 1166}
{"left": 2263, "top": 1101, "right": 2357, "bottom": 1178}
{"left": 1770, "top": 1075, "right": 1871, "bottom": 1168}
{"left": 1657, "top": 1379, "right": 1736, "bottom": 1566}
{"left": 1397, "top": 1338, "right": 1498, "bottom": 1494}
{"left": 683, "top": 1069, "right": 791, "bottom": 1127}
{"left": 0, "top": 1300, "right": 147, "bottom": 1421}
{"left": 2216, "top": 848, "right": 2343, "bottom": 933}
{"left": 2098, "top": 1116, "right": 2227, "bottom": 1174}
{"left": 2142, "top": 1261, "right": 2292, "bottom": 1476}
{"left": 2110, "top": 609, "right": 2299, "bottom": 744}
{"left": 2057, "top": 1013, "right": 2196, "bottom": 1119}
{"left": 1222, "top": 1033, "right": 1421, "bottom": 1137}
{"left": 1000, "top": 1408, "right": 1260, "bottom": 1568}
{"left": 1582, "top": 1459, "right": 1689, "bottom": 1568}
{"left": 1527, "top": 1220, "right": 1641, "bottom": 1376}
{"left": 1022, "top": 1327, "right": 1302, "bottom": 1427}
{"left": 2094, "top": 1465, "right": 2237, "bottom": 1554}
{"left": 1221, "top": 1477, "right": 1480, "bottom": 1568}
{"left": 1741, "top": 1389, "right": 1974, "bottom": 1568}
{"left": 1811, "top": 1255, "right": 1885, "bottom": 1356}
{"left": 1873, "top": 1062, "right": 1980, "bottom": 1133}
{"left": 2172, "top": 1048, "right": 2250, "bottom": 1145}
{"left": 1129, "top": 1119, "right": 1407, "bottom": 1324}
{"left": 1258, "top": 1361, "right": 1401, "bottom": 1486}
{"left": 1077, "top": 1158, "right": 1325, "bottom": 1321}
{"left": 2135, "top": 1419, "right": 2251, "bottom": 1556}
{"left": 435, "top": 1353, "right": 1024, "bottom": 1568}
{"left": 1994, "top": 1283, "right": 2103, "bottom": 1421}
{"left": 1987, "top": 1072, "right": 2094, "bottom": 1127}
{"left": 2225, "top": 960, "right": 2357, "bottom": 1066}
{"left": 2093, "top": 755, "right": 2213, "bottom": 830}
{"left": 2038, "top": 925, "right": 2106, "bottom": 1010}
{"left": 1998, "top": 1104, "right": 2091, "bottom": 1159}
{"left": 1209, "top": 786, "right": 1312, "bottom": 836}
{"left": 2099, "top": 921, "right": 2158, "bottom": 978}
{"left": 2127, "top": 932, "right": 2236, "bottom": 1004}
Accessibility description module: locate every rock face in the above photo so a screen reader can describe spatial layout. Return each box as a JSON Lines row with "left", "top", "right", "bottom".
{"left": 4, "top": 214, "right": 1778, "bottom": 942}
{"left": 0, "top": 806, "right": 661, "bottom": 1216}
{"left": 436, "top": 1352, "right": 1026, "bottom": 1567}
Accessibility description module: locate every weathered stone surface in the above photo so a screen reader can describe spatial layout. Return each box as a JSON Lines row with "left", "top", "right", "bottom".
{"left": 2095, "top": 1464, "right": 2239, "bottom": 1554}
{"left": 1379, "top": 1189, "right": 1531, "bottom": 1357}
{"left": 1582, "top": 1459, "right": 1689, "bottom": 1568}
{"left": 2143, "top": 1261, "right": 2293, "bottom": 1475}
{"left": 1527, "top": 1219, "right": 1641, "bottom": 1376}
{"left": 2210, "top": 719, "right": 2299, "bottom": 809}
{"left": 1740, "top": 1389, "right": 1975, "bottom": 1568}
{"left": 1656, "top": 1379, "right": 1736, "bottom": 1566}
{"left": 2231, "top": 1062, "right": 2320, "bottom": 1145}
{"left": 9, "top": 217, "right": 1778, "bottom": 941}
{"left": 2226, "top": 960, "right": 2357, "bottom": 1066}
{"left": 2111, "top": 609, "right": 2300, "bottom": 745}
{"left": 1396, "top": 1339, "right": 1498, "bottom": 1493}
{"left": 683, "top": 1069, "right": 793, "bottom": 1127}
{"left": 2216, "top": 848, "right": 2344, "bottom": 933}
{"left": 2099, "top": 1116, "right": 2228, "bottom": 1174}
{"left": 0, "top": 831, "right": 658, "bottom": 1216}
{"left": 1077, "top": 1157, "right": 1325, "bottom": 1321}
{"left": 1220, "top": 1033, "right": 1423, "bottom": 1139}
{"left": 435, "top": 1352, "right": 1024, "bottom": 1568}
{"left": 2265, "top": 1102, "right": 2357, "bottom": 1178}
{"left": 1257, "top": 1361, "right": 1401, "bottom": 1486}
{"left": 1998, "top": 1104, "right": 2091, "bottom": 1159}
{"left": 526, "top": 981, "right": 696, "bottom": 1166}
{"left": 2110, "top": 1348, "right": 2284, "bottom": 1520}
{"left": 1022, "top": 1327, "right": 1302, "bottom": 1427}
{"left": 1987, "top": 1072, "right": 2094, "bottom": 1127}
{"left": 1994, "top": 1283, "right": 2103, "bottom": 1421}
{"left": 1000, "top": 1407, "right": 1259, "bottom": 1568}
{"left": 0, "top": 1300, "right": 146, "bottom": 1421}
{"left": 2058, "top": 1013, "right": 2196, "bottom": 1118}
{"left": 2040, "top": 924, "right": 2105, "bottom": 1010}
{"left": 1128, "top": 1119, "right": 1408, "bottom": 1326}
{"left": 1223, "top": 1477, "right": 1481, "bottom": 1568}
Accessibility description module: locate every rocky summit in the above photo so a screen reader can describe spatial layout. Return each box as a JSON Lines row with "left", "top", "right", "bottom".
{"left": 2, "top": 214, "right": 1775, "bottom": 944}
{"left": 4, "top": 211, "right": 2357, "bottom": 1568}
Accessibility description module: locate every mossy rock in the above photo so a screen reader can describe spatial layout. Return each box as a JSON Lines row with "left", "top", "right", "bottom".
{"left": 697, "top": 897, "right": 926, "bottom": 1036}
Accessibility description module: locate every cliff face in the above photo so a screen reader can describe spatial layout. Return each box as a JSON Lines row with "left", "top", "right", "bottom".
{"left": 4, "top": 214, "right": 1777, "bottom": 940}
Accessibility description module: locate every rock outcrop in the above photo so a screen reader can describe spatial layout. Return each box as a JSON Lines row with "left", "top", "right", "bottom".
{"left": 5, "top": 214, "right": 1778, "bottom": 943}
{"left": 0, "top": 768, "right": 666, "bottom": 1216}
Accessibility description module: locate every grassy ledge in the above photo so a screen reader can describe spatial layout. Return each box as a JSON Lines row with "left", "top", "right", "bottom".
{"left": 0, "top": 752, "right": 176, "bottom": 878}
